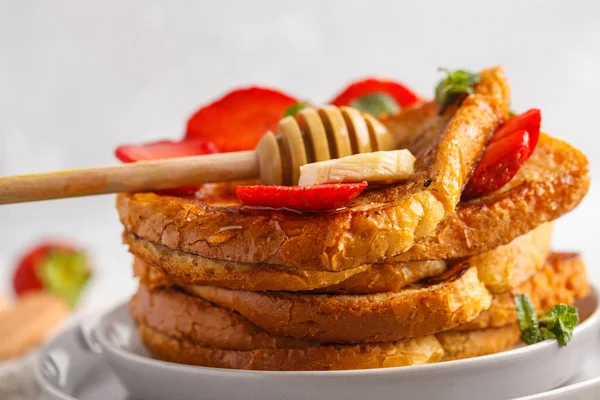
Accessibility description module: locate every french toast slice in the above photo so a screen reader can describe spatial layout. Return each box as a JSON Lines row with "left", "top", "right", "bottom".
{"left": 130, "top": 286, "right": 508, "bottom": 369}
{"left": 128, "top": 222, "right": 551, "bottom": 294}
{"left": 454, "top": 252, "right": 589, "bottom": 331}
{"left": 130, "top": 285, "right": 514, "bottom": 359}
{"left": 137, "top": 324, "right": 444, "bottom": 371}
{"left": 117, "top": 132, "right": 587, "bottom": 274}
{"left": 131, "top": 253, "right": 446, "bottom": 295}
{"left": 392, "top": 134, "right": 589, "bottom": 261}
{"left": 117, "top": 67, "right": 509, "bottom": 272}
{"left": 131, "top": 284, "right": 586, "bottom": 369}
{"left": 436, "top": 325, "right": 521, "bottom": 361}
{"left": 183, "top": 263, "right": 491, "bottom": 343}
{"left": 128, "top": 235, "right": 446, "bottom": 293}
{"left": 130, "top": 285, "right": 316, "bottom": 350}
{"left": 468, "top": 222, "right": 552, "bottom": 293}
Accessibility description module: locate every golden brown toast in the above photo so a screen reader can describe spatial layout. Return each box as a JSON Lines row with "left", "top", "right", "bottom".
{"left": 392, "top": 134, "right": 589, "bottom": 262}
{"left": 137, "top": 324, "right": 444, "bottom": 371}
{"left": 469, "top": 222, "right": 552, "bottom": 293}
{"left": 130, "top": 286, "right": 509, "bottom": 369}
{"left": 131, "top": 253, "right": 447, "bottom": 295}
{"left": 454, "top": 252, "right": 589, "bottom": 331}
{"left": 117, "top": 67, "right": 509, "bottom": 272}
{"left": 130, "top": 285, "right": 316, "bottom": 350}
{"left": 130, "top": 279, "right": 591, "bottom": 370}
{"left": 117, "top": 133, "right": 587, "bottom": 275}
{"left": 128, "top": 236, "right": 446, "bottom": 293}
{"left": 130, "top": 285, "right": 557, "bottom": 369}
{"left": 183, "top": 263, "right": 491, "bottom": 343}
{"left": 130, "top": 284, "right": 514, "bottom": 359}
{"left": 437, "top": 325, "right": 521, "bottom": 361}
{"left": 129, "top": 222, "right": 551, "bottom": 294}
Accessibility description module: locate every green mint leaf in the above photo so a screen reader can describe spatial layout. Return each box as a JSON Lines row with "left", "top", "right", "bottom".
{"left": 540, "top": 327, "right": 556, "bottom": 340}
{"left": 521, "top": 326, "right": 546, "bottom": 345}
{"left": 514, "top": 294, "right": 545, "bottom": 345}
{"left": 350, "top": 92, "right": 400, "bottom": 117}
{"left": 284, "top": 102, "right": 310, "bottom": 118}
{"left": 514, "top": 294, "right": 539, "bottom": 331}
{"left": 539, "top": 304, "right": 579, "bottom": 346}
{"left": 434, "top": 68, "right": 480, "bottom": 111}
{"left": 514, "top": 295, "right": 579, "bottom": 346}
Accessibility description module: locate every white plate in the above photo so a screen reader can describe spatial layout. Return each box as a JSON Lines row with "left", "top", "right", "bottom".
{"left": 36, "top": 287, "right": 600, "bottom": 400}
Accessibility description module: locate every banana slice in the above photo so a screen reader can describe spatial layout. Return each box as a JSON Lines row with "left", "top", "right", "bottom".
{"left": 298, "top": 149, "right": 415, "bottom": 186}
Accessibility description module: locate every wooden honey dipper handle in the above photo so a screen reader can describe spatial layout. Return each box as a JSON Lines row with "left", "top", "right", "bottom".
{"left": 0, "top": 106, "right": 397, "bottom": 204}
{"left": 0, "top": 151, "right": 259, "bottom": 204}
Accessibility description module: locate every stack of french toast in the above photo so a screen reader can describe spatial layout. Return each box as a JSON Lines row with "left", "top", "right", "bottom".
{"left": 117, "top": 66, "right": 591, "bottom": 370}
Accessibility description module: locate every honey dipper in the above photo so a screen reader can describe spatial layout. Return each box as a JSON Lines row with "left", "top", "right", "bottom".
{"left": 0, "top": 106, "right": 398, "bottom": 204}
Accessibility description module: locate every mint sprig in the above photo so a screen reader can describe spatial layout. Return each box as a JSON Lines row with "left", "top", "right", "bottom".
{"left": 514, "top": 294, "right": 579, "bottom": 346}
{"left": 434, "top": 68, "right": 480, "bottom": 112}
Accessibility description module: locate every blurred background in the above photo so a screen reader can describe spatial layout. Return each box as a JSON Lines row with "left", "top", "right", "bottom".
{"left": 0, "top": 0, "right": 598, "bottom": 313}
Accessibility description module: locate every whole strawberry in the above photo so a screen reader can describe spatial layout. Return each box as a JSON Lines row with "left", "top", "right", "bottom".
{"left": 12, "top": 242, "right": 92, "bottom": 307}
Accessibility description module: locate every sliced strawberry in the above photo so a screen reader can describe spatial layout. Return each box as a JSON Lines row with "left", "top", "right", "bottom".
{"left": 185, "top": 87, "right": 298, "bottom": 152}
{"left": 493, "top": 108, "right": 541, "bottom": 152}
{"left": 330, "top": 78, "right": 421, "bottom": 109}
{"left": 115, "top": 139, "right": 218, "bottom": 162}
{"left": 236, "top": 182, "right": 368, "bottom": 212}
{"left": 13, "top": 242, "right": 92, "bottom": 307}
{"left": 13, "top": 244, "right": 55, "bottom": 295}
{"left": 115, "top": 138, "right": 219, "bottom": 196}
{"left": 463, "top": 129, "right": 530, "bottom": 199}
{"left": 462, "top": 109, "right": 542, "bottom": 199}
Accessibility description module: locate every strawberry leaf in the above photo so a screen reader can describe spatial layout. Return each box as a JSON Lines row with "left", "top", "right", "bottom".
{"left": 435, "top": 68, "right": 480, "bottom": 112}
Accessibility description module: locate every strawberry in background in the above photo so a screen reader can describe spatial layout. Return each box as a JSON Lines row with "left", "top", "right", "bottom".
{"left": 115, "top": 86, "right": 298, "bottom": 196}
{"left": 115, "top": 139, "right": 219, "bottom": 196}
{"left": 330, "top": 78, "right": 422, "bottom": 117}
{"left": 185, "top": 87, "right": 298, "bottom": 151}
{"left": 12, "top": 241, "right": 92, "bottom": 307}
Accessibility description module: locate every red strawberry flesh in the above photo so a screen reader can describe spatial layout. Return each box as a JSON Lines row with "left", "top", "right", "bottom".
{"left": 236, "top": 182, "right": 368, "bottom": 212}
{"left": 330, "top": 78, "right": 421, "bottom": 108}
{"left": 185, "top": 87, "right": 297, "bottom": 152}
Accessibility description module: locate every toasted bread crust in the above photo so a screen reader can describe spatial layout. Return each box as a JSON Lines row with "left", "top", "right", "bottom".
{"left": 129, "top": 222, "right": 550, "bottom": 294}
{"left": 117, "top": 133, "right": 586, "bottom": 275}
{"left": 132, "top": 283, "right": 588, "bottom": 369}
{"left": 130, "top": 285, "right": 518, "bottom": 361}
{"left": 131, "top": 285, "right": 444, "bottom": 366}
{"left": 470, "top": 222, "right": 553, "bottom": 293}
{"left": 315, "top": 260, "right": 445, "bottom": 294}
{"left": 128, "top": 234, "right": 446, "bottom": 294}
{"left": 454, "top": 253, "right": 589, "bottom": 331}
{"left": 184, "top": 264, "right": 491, "bottom": 343}
{"left": 138, "top": 324, "right": 444, "bottom": 371}
{"left": 130, "top": 285, "right": 315, "bottom": 350}
{"left": 130, "top": 287, "right": 520, "bottom": 368}
{"left": 437, "top": 325, "right": 521, "bottom": 361}
{"left": 117, "top": 68, "right": 509, "bottom": 272}
{"left": 392, "top": 134, "right": 589, "bottom": 262}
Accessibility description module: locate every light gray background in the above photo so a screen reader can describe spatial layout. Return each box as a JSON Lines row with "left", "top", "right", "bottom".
{"left": 0, "top": 0, "right": 598, "bottom": 311}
